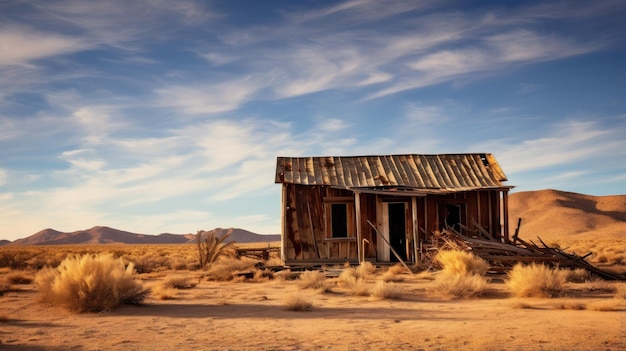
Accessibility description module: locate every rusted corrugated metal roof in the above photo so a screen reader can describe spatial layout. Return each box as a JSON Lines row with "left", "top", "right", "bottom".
{"left": 275, "top": 154, "right": 512, "bottom": 193}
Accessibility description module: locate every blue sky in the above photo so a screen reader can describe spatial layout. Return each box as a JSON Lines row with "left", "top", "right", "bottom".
{"left": 0, "top": 0, "right": 624, "bottom": 240}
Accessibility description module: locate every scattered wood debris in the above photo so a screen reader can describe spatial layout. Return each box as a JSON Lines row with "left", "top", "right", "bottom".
{"left": 423, "top": 219, "right": 624, "bottom": 281}
{"left": 235, "top": 246, "right": 280, "bottom": 261}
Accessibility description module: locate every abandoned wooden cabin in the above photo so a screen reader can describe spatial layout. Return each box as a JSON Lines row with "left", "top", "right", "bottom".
{"left": 275, "top": 154, "right": 514, "bottom": 265}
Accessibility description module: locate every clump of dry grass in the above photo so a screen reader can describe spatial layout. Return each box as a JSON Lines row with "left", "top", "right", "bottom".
{"left": 565, "top": 268, "right": 589, "bottom": 283}
{"left": 553, "top": 300, "right": 587, "bottom": 310}
{"left": 151, "top": 285, "right": 178, "bottom": 300}
{"left": 34, "top": 254, "right": 149, "bottom": 313}
{"left": 591, "top": 246, "right": 625, "bottom": 265}
{"left": 125, "top": 253, "right": 169, "bottom": 274}
{"left": 505, "top": 263, "right": 566, "bottom": 298}
{"left": 252, "top": 268, "right": 274, "bottom": 282}
{"left": 356, "top": 261, "right": 377, "bottom": 277}
{"left": 509, "top": 299, "right": 534, "bottom": 309}
{"left": 370, "top": 280, "right": 401, "bottom": 300}
{"left": 169, "top": 257, "right": 189, "bottom": 271}
{"left": 6, "top": 271, "right": 33, "bottom": 284}
{"left": 581, "top": 278, "right": 617, "bottom": 293}
{"left": 297, "top": 270, "right": 330, "bottom": 292}
{"left": 431, "top": 272, "right": 488, "bottom": 299}
{"left": 205, "top": 257, "right": 257, "bottom": 281}
{"left": 339, "top": 268, "right": 370, "bottom": 296}
{"left": 381, "top": 264, "right": 406, "bottom": 282}
{"left": 435, "top": 250, "right": 489, "bottom": 276}
{"left": 274, "top": 269, "right": 297, "bottom": 281}
{"left": 0, "top": 250, "right": 32, "bottom": 270}
{"left": 162, "top": 276, "right": 197, "bottom": 289}
{"left": 414, "top": 270, "right": 436, "bottom": 281}
{"left": 284, "top": 292, "right": 312, "bottom": 311}
{"left": 430, "top": 250, "right": 489, "bottom": 299}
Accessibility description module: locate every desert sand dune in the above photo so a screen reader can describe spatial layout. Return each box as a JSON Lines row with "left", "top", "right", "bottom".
{"left": 508, "top": 189, "right": 626, "bottom": 242}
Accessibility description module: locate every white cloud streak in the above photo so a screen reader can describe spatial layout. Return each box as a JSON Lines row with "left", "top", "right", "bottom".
{"left": 0, "top": 26, "right": 87, "bottom": 66}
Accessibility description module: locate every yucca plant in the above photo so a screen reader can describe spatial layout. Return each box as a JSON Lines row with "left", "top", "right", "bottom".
{"left": 196, "top": 230, "right": 237, "bottom": 269}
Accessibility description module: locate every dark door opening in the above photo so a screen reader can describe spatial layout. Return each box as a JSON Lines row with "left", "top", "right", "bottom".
{"left": 388, "top": 203, "right": 407, "bottom": 262}
{"left": 441, "top": 204, "right": 461, "bottom": 232}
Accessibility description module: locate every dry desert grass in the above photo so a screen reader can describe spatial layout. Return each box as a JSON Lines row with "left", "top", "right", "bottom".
{"left": 0, "top": 242, "right": 625, "bottom": 350}
{"left": 34, "top": 254, "right": 150, "bottom": 312}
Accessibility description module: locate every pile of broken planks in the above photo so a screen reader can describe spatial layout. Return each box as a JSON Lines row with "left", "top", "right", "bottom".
{"left": 424, "top": 219, "right": 624, "bottom": 281}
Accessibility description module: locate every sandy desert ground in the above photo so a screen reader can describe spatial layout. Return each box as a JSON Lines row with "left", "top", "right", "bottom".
{"left": 1, "top": 264, "right": 625, "bottom": 351}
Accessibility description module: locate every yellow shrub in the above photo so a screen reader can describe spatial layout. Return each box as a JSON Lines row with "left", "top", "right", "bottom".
{"left": 431, "top": 272, "right": 487, "bottom": 299}
{"left": 505, "top": 263, "right": 566, "bottom": 298}
{"left": 430, "top": 250, "right": 489, "bottom": 299}
{"left": 284, "top": 292, "right": 312, "bottom": 311}
{"left": 35, "top": 254, "right": 149, "bottom": 313}
{"left": 435, "top": 250, "right": 489, "bottom": 276}
{"left": 370, "top": 280, "right": 401, "bottom": 300}
{"left": 339, "top": 268, "right": 369, "bottom": 296}
{"left": 297, "top": 270, "right": 329, "bottom": 291}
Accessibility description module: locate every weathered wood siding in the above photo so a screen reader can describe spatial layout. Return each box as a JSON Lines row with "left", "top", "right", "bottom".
{"left": 283, "top": 184, "right": 359, "bottom": 261}
{"left": 282, "top": 183, "right": 509, "bottom": 262}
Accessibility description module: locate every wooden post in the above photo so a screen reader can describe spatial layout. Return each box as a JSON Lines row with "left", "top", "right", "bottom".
{"left": 513, "top": 217, "right": 522, "bottom": 241}
{"left": 280, "top": 184, "right": 287, "bottom": 261}
{"left": 354, "top": 191, "right": 362, "bottom": 263}
{"left": 502, "top": 189, "right": 510, "bottom": 242}
{"left": 411, "top": 196, "right": 419, "bottom": 265}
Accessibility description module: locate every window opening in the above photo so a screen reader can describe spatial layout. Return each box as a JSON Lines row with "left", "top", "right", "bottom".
{"left": 331, "top": 203, "right": 348, "bottom": 238}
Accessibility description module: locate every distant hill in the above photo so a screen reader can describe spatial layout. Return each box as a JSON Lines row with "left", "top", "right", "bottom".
{"left": 199, "top": 228, "right": 280, "bottom": 244}
{"left": 3, "top": 190, "right": 623, "bottom": 246}
{"left": 508, "top": 189, "right": 626, "bottom": 242}
{"left": 7, "top": 226, "right": 279, "bottom": 246}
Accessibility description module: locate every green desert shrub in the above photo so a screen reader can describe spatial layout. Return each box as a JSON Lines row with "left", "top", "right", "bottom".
{"left": 505, "top": 263, "right": 566, "bottom": 298}
{"left": 34, "top": 254, "right": 149, "bottom": 313}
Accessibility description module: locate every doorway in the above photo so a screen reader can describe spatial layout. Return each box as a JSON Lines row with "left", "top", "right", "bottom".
{"left": 388, "top": 202, "right": 407, "bottom": 262}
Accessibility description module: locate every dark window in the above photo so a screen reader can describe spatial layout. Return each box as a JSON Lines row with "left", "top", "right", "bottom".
{"left": 331, "top": 203, "right": 348, "bottom": 238}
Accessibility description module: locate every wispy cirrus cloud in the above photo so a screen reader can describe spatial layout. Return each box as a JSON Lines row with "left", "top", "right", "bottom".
{"left": 0, "top": 26, "right": 87, "bottom": 66}
{"left": 493, "top": 121, "right": 615, "bottom": 173}
{"left": 29, "top": 0, "right": 214, "bottom": 48}
{"left": 210, "top": 3, "right": 615, "bottom": 104}
{"left": 156, "top": 77, "right": 266, "bottom": 115}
